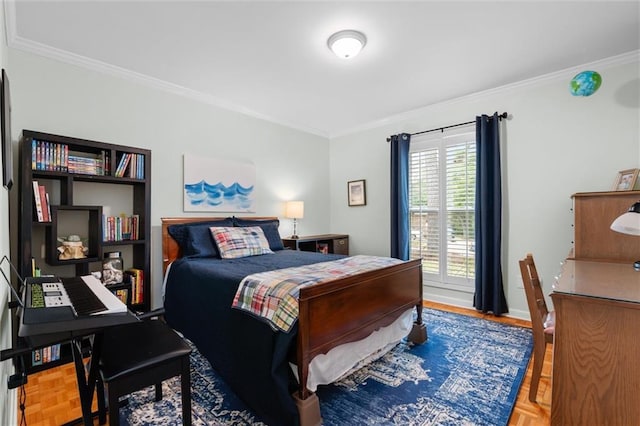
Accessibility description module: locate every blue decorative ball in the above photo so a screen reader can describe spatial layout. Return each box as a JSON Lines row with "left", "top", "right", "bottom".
{"left": 569, "top": 71, "right": 602, "bottom": 96}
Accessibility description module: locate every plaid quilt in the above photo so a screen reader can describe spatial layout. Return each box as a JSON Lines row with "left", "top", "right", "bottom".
{"left": 232, "top": 255, "right": 402, "bottom": 332}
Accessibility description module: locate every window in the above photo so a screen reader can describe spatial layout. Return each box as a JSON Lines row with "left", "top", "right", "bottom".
{"left": 409, "top": 126, "right": 476, "bottom": 291}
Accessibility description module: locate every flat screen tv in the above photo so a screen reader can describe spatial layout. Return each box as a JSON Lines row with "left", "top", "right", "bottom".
{"left": 1, "top": 68, "right": 12, "bottom": 190}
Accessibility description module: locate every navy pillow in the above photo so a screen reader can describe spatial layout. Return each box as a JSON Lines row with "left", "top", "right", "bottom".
{"left": 167, "top": 218, "right": 234, "bottom": 257}
{"left": 233, "top": 217, "right": 284, "bottom": 251}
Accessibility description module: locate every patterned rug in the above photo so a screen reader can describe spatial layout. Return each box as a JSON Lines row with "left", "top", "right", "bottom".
{"left": 120, "top": 308, "right": 533, "bottom": 425}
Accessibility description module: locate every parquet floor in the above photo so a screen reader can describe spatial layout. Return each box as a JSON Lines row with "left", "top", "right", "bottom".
{"left": 19, "top": 301, "right": 551, "bottom": 425}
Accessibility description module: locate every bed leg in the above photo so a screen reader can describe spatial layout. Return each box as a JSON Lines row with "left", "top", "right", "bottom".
{"left": 292, "top": 392, "right": 322, "bottom": 426}
{"left": 408, "top": 321, "right": 427, "bottom": 344}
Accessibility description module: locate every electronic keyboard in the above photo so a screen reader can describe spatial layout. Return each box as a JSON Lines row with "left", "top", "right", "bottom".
{"left": 33, "top": 276, "right": 109, "bottom": 315}
{"left": 19, "top": 275, "right": 129, "bottom": 337}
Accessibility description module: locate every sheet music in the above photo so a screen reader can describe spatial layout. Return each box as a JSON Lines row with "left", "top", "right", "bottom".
{"left": 80, "top": 275, "right": 128, "bottom": 315}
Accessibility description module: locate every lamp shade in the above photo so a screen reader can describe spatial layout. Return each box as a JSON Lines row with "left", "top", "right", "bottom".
{"left": 285, "top": 201, "right": 304, "bottom": 219}
{"left": 610, "top": 201, "right": 640, "bottom": 236}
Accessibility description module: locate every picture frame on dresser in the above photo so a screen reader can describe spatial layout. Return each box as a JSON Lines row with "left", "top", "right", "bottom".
{"left": 348, "top": 179, "right": 366, "bottom": 206}
{"left": 612, "top": 168, "right": 638, "bottom": 191}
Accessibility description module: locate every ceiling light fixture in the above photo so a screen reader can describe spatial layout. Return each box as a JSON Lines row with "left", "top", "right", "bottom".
{"left": 327, "top": 30, "right": 367, "bottom": 59}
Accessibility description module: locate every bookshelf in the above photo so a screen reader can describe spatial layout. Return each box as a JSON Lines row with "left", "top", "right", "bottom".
{"left": 282, "top": 234, "right": 349, "bottom": 255}
{"left": 18, "top": 130, "right": 151, "bottom": 371}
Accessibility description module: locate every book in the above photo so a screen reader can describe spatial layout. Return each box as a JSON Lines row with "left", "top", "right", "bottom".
{"left": 38, "top": 184, "right": 49, "bottom": 222}
{"left": 113, "top": 288, "right": 129, "bottom": 305}
{"left": 115, "top": 153, "right": 132, "bottom": 177}
{"left": 32, "top": 348, "right": 42, "bottom": 366}
{"left": 32, "top": 181, "right": 44, "bottom": 221}
{"left": 127, "top": 268, "right": 144, "bottom": 304}
{"left": 62, "top": 144, "right": 68, "bottom": 172}
{"left": 45, "top": 193, "right": 52, "bottom": 223}
{"left": 31, "top": 140, "right": 37, "bottom": 170}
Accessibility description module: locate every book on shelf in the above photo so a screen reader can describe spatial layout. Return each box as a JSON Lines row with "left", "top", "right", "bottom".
{"left": 117, "top": 288, "right": 129, "bottom": 304}
{"left": 32, "top": 140, "right": 69, "bottom": 172}
{"left": 111, "top": 288, "right": 129, "bottom": 305}
{"left": 32, "top": 181, "right": 51, "bottom": 222}
{"left": 31, "top": 344, "right": 61, "bottom": 366}
{"left": 125, "top": 268, "right": 144, "bottom": 305}
{"left": 114, "top": 153, "right": 131, "bottom": 177}
{"left": 31, "top": 140, "right": 110, "bottom": 175}
{"left": 127, "top": 153, "right": 145, "bottom": 179}
{"left": 31, "top": 348, "right": 42, "bottom": 366}
{"left": 103, "top": 214, "right": 140, "bottom": 242}
{"left": 113, "top": 152, "right": 144, "bottom": 179}
{"left": 45, "top": 193, "right": 52, "bottom": 223}
{"left": 32, "top": 181, "right": 44, "bottom": 222}
{"left": 38, "top": 184, "right": 49, "bottom": 222}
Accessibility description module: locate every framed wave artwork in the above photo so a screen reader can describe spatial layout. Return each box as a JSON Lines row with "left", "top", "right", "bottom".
{"left": 183, "top": 154, "right": 256, "bottom": 212}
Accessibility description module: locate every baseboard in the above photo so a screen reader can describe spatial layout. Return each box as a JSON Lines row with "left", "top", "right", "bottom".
{"left": 423, "top": 292, "right": 530, "bottom": 321}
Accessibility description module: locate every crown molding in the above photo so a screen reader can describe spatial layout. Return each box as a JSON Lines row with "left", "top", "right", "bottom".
{"left": 5, "top": 0, "right": 636, "bottom": 142}
{"left": 330, "top": 50, "right": 640, "bottom": 139}
{"left": 5, "top": 12, "right": 329, "bottom": 139}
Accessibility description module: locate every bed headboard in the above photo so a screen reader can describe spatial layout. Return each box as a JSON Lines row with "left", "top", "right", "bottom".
{"left": 161, "top": 216, "right": 280, "bottom": 274}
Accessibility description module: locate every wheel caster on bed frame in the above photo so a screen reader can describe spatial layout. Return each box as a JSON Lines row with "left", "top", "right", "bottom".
{"left": 408, "top": 321, "right": 428, "bottom": 344}
{"left": 293, "top": 392, "right": 322, "bottom": 426}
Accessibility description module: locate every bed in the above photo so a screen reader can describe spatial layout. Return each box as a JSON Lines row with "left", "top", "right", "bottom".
{"left": 161, "top": 217, "right": 427, "bottom": 426}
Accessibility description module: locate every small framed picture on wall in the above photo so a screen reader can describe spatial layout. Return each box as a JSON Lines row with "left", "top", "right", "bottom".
{"left": 348, "top": 179, "right": 366, "bottom": 206}
{"left": 612, "top": 168, "right": 639, "bottom": 191}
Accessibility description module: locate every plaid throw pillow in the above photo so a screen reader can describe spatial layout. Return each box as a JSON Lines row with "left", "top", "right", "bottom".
{"left": 210, "top": 226, "right": 274, "bottom": 259}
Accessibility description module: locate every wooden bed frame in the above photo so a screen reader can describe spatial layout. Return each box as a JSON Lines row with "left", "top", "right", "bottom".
{"left": 161, "top": 217, "right": 427, "bottom": 426}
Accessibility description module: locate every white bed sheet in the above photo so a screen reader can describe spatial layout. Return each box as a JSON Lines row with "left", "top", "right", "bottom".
{"left": 291, "top": 308, "right": 414, "bottom": 392}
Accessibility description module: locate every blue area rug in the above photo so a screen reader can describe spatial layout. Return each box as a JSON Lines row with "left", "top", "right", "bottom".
{"left": 120, "top": 308, "right": 533, "bottom": 425}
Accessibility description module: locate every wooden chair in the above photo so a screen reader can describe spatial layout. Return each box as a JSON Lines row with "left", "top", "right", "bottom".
{"left": 519, "top": 253, "right": 555, "bottom": 403}
{"left": 97, "top": 310, "right": 192, "bottom": 425}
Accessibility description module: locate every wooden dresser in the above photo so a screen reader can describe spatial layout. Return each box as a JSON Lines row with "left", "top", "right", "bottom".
{"left": 550, "top": 191, "right": 640, "bottom": 425}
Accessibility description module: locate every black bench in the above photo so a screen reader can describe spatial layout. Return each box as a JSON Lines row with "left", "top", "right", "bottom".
{"left": 97, "top": 318, "right": 192, "bottom": 425}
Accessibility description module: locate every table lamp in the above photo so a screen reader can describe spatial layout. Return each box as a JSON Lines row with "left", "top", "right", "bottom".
{"left": 610, "top": 200, "right": 640, "bottom": 270}
{"left": 285, "top": 201, "right": 304, "bottom": 239}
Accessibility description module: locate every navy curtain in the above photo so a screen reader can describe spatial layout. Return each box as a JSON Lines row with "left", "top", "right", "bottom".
{"left": 390, "top": 133, "right": 411, "bottom": 260}
{"left": 474, "top": 113, "right": 508, "bottom": 315}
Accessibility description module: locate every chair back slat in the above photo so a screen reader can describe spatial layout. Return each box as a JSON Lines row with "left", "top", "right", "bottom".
{"left": 519, "top": 252, "right": 553, "bottom": 403}
{"left": 519, "top": 254, "right": 550, "bottom": 335}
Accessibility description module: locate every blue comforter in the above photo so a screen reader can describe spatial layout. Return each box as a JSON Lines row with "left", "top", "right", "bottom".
{"left": 163, "top": 250, "right": 345, "bottom": 426}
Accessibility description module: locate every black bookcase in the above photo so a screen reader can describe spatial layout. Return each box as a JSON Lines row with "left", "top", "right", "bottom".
{"left": 18, "top": 130, "right": 151, "bottom": 311}
{"left": 17, "top": 130, "right": 151, "bottom": 372}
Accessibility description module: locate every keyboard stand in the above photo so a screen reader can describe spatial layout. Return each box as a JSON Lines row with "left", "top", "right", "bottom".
{"left": 67, "top": 333, "right": 104, "bottom": 426}
{"left": 2, "top": 276, "right": 138, "bottom": 426}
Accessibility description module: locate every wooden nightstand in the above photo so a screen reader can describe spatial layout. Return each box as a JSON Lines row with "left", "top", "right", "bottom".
{"left": 282, "top": 234, "right": 349, "bottom": 255}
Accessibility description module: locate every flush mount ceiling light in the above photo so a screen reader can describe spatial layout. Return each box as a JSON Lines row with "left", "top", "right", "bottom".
{"left": 327, "top": 30, "right": 367, "bottom": 59}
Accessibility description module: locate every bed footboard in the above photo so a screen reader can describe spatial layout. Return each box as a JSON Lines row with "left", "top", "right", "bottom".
{"left": 295, "top": 258, "right": 425, "bottom": 424}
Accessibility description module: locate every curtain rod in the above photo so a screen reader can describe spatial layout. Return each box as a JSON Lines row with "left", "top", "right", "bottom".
{"left": 386, "top": 111, "right": 508, "bottom": 142}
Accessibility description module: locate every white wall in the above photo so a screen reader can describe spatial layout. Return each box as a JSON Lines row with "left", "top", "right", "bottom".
{"left": 0, "top": 0, "right": 16, "bottom": 423}
{"left": 9, "top": 48, "right": 333, "bottom": 309}
{"left": 329, "top": 55, "right": 640, "bottom": 319}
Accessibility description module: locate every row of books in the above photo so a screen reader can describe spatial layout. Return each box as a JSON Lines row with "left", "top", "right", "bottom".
{"left": 31, "top": 140, "right": 111, "bottom": 175}
{"left": 114, "top": 153, "right": 145, "bottom": 179}
{"left": 125, "top": 268, "right": 144, "bottom": 305}
{"left": 31, "top": 139, "right": 144, "bottom": 178}
{"left": 103, "top": 214, "right": 140, "bottom": 242}
{"left": 31, "top": 140, "right": 69, "bottom": 172}
{"left": 32, "top": 344, "right": 61, "bottom": 366}
{"left": 67, "top": 152, "right": 109, "bottom": 176}
{"left": 32, "top": 181, "right": 51, "bottom": 222}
